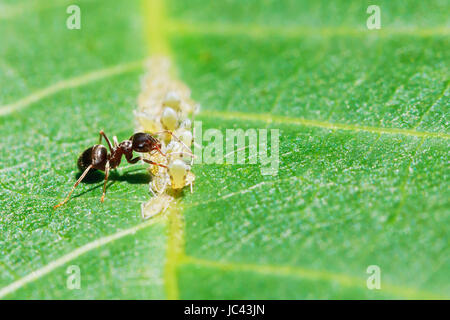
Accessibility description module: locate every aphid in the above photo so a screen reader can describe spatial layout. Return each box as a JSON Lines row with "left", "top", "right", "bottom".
{"left": 134, "top": 110, "right": 163, "bottom": 133}
{"left": 161, "top": 106, "right": 178, "bottom": 131}
{"left": 149, "top": 147, "right": 195, "bottom": 195}
{"left": 53, "top": 130, "right": 177, "bottom": 209}
{"left": 175, "top": 119, "right": 193, "bottom": 147}
{"left": 163, "top": 91, "right": 181, "bottom": 111}
{"left": 149, "top": 162, "right": 195, "bottom": 195}
{"left": 141, "top": 193, "right": 173, "bottom": 220}
{"left": 168, "top": 159, "right": 194, "bottom": 191}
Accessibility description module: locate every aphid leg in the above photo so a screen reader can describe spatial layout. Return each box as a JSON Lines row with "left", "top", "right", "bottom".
{"left": 100, "top": 161, "right": 110, "bottom": 203}
{"left": 140, "top": 202, "right": 146, "bottom": 219}
{"left": 125, "top": 154, "right": 167, "bottom": 168}
{"left": 53, "top": 164, "right": 93, "bottom": 209}
{"left": 99, "top": 130, "right": 113, "bottom": 152}
{"left": 155, "top": 145, "right": 166, "bottom": 157}
{"left": 148, "top": 184, "right": 156, "bottom": 197}
{"left": 154, "top": 130, "right": 194, "bottom": 157}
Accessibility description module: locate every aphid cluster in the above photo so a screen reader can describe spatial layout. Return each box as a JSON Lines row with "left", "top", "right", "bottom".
{"left": 135, "top": 57, "right": 199, "bottom": 219}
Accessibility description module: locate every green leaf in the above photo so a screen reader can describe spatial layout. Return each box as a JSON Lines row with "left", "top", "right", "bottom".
{"left": 0, "top": 0, "right": 166, "bottom": 299}
{"left": 1, "top": 0, "right": 449, "bottom": 299}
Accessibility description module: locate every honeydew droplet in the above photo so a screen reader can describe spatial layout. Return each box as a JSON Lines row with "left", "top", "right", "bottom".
{"left": 161, "top": 107, "right": 178, "bottom": 131}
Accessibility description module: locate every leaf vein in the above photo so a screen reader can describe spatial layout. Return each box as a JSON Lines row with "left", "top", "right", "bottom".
{"left": 180, "top": 255, "right": 448, "bottom": 299}
{"left": 199, "top": 110, "right": 449, "bottom": 139}
{"left": 0, "top": 60, "right": 145, "bottom": 117}
{"left": 0, "top": 216, "right": 164, "bottom": 299}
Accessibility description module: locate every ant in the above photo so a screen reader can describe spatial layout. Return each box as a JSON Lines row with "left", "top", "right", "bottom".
{"left": 53, "top": 130, "right": 192, "bottom": 209}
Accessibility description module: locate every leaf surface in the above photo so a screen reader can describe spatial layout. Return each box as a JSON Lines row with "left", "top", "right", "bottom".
{"left": 0, "top": 0, "right": 448, "bottom": 299}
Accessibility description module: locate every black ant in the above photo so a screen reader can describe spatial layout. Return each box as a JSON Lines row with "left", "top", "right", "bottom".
{"left": 53, "top": 130, "right": 190, "bottom": 209}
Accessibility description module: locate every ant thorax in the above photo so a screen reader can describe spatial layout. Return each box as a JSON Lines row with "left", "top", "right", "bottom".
{"left": 119, "top": 140, "right": 132, "bottom": 153}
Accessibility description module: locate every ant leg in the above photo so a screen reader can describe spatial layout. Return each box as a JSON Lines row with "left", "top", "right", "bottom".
{"left": 100, "top": 162, "right": 110, "bottom": 203}
{"left": 142, "top": 158, "right": 168, "bottom": 169}
{"left": 99, "top": 130, "right": 113, "bottom": 152}
{"left": 53, "top": 164, "right": 93, "bottom": 209}
{"left": 125, "top": 156, "right": 140, "bottom": 164}
{"left": 125, "top": 154, "right": 168, "bottom": 169}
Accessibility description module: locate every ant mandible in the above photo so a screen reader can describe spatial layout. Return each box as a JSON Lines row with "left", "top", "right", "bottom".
{"left": 53, "top": 130, "right": 190, "bottom": 209}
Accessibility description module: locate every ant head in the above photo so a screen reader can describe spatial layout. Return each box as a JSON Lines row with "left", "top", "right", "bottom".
{"left": 130, "top": 132, "right": 161, "bottom": 153}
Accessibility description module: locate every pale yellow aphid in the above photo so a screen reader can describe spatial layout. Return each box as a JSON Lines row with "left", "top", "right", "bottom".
{"left": 146, "top": 134, "right": 195, "bottom": 195}
{"left": 175, "top": 119, "right": 193, "bottom": 147}
{"left": 168, "top": 159, "right": 189, "bottom": 189}
{"left": 134, "top": 110, "right": 164, "bottom": 133}
{"left": 178, "top": 130, "right": 193, "bottom": 148}
{"left": 168, "top": 159, "right": 195, "bottom": 193}
{"left": 161, "top": 107, "right": 178, "bottom": 131}
{"left": 141, "top": 193, "right": 173, "bottom": 220}
{"left": 163, "top": 91, "right": 182, "bottom": 111}
{"left": 150, "top": 170, "right": 169, "bottom": 195}
{"left": 179, "top": 118, "right": 191, "bottom": 129}
{"left": 149, "top": 158, "right": 195, "bottom": 195}
{"left": 147, "top": 149, "right": 167, "bottom": 177}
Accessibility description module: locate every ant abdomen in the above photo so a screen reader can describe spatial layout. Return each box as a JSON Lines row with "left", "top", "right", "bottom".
{"left": 77, "top": 145, "right": 107, "bottom": 171}
{"left": 77, "top": 146, "right": 94, "bottom": 171}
